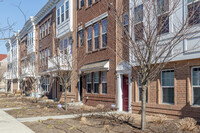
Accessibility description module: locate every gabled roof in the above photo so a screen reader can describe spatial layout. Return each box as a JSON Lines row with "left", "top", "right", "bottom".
{"left": 0, "top": 54, "right": 7, "bottom": 62}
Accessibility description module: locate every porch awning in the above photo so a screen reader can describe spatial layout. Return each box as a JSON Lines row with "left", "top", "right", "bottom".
{"left": 80, "top": 60, "right": 109, "bottom": 73}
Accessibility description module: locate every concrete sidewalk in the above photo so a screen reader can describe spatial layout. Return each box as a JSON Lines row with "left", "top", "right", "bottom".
{"left": 0, "top": 110, "right": 34, "bottom": 133}
{"left": 17, "top": 111, "right": 118, "bottom": 123}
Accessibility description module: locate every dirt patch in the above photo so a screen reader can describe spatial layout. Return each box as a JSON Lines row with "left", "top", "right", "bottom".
{"left": 24, "top": 115, "right": 200, "bottom": 133}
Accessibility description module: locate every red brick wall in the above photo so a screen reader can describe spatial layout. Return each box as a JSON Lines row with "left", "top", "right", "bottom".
{"left": 132, "top": 59, "right": 200, "bottom": 120}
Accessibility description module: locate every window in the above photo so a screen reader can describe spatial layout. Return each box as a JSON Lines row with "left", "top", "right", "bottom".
{"left": 60, "top": 80, "right": 63, "bottom": 92}
{"left": 48, "top": 19, "right": 51, "bottom": 34}
{"left": 68, "top": 85, "right": 71, "bottom": 93}
{"left": 157, "top": 0, "right": 169, "bottom": 34}
{"left": 78, "top": 30, "right": 84, "bottom": 46}
{"left": 61, "top": 5, "right": 64, "bottom": 22}
{"left": 43, "top": 24, "right": 45, "bottom": 38}
{"left": 86, "top": 73, "right": 92, "bottom": 93}
{"left": 48, "top": 48, "right": 51, "bottom": 57}
{"left": 101, "top": 71, "right": 107, "bottom": 94}
{"left": 123, "top": 13, "right": 129, "bottom": 36}
{"left": 192, "top": 67, "right": 200, "bottom": 105}
{"left": 102, "top": 18, "right": 107, "bottom": 48}
{"left": 94, "top": 23, "right": 99, "bottom": 50}
{"left": 188, "top": 1, "right": 200, "bottom": 25}
{"left": 66, "top": 1, "right": 69, "bottom": 19}
{"left": 59, "top": 40, "right": 63, "bottom": 52}
{"left": 46, "top": 48, "right": 48, "bottom": 65}
{"left": 134, "top": 4, "right": 143, "bottom": 41}
{"left": 93, "top": 72, "right": 99, "bottom": 93}
{"left": 161, "top": 70, "right": 174, "bottom": 104}
{"left": 45, "top": 21, "right": 48, "bottom": 36}
{"left": 87, "top": 27, "right": 92, "bottom": 52}
{"left": 43, "top": 50, "right": 45, "bottom": 63}
{"left": 40, "top": 27, "right": 42, "bottom": 39}
{"left": 43, "top": 77, "right": 49, "bottom": 92}
{"left": 80, "top": 0, "right": 84, "bottom": 8}
{"left": 87, "top": 0, "right": 92, "bottom": 7}
{"left": 57, "top": 9, "right": 60, "bottom": 25}
{"left": 138, "top": 76, "right": 148, "bottom": 102}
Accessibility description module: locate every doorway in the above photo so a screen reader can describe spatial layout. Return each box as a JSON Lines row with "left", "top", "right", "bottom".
{"left": 123, "top": 75, "right": 129, "bottom": 111}
{"left": 79, "top": 76, "right": 83, "bottom": 102}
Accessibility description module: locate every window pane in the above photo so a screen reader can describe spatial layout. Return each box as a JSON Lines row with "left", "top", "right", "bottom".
{"left": 157, "top": 14, "right": 169, "bottom": 34}
{"left": 87, "top": 73, "right": 91, "bottom": 82}
{"left": 102, "top": 83, "right": 107, "bottom": 94}
{"left": 163, "top": 87, "right": 174, "bottom": 104}
{"left": 193, "top": 68, "right": 200, "bottom": 86}
{"left": 134, "top": 4, "right": 143, "bottom": 23}
{"left": 94, "top": 23, "right": 99, "bottom": 37}
{"left": 93, "top": 72, "right": 99, "bottom": 82}
{"left": 87, "top": 84, "right": 91, "bottom": 93}
{"left": 94, "top": 83, "right": 99, "bottom": 93}
{"left": 102, "top": 19, "right": 108, "bottom": 34}
{"left": 162, "top": 70, "right": 174, "bottom": 86}
{"left": 193, "top": 87, "right": 200, "bottom": 105}
{"left": 66, "top": 1, "right": 69, "bottom": 19}
{"left": 157, "top": 0, "right": 169, "bottom": 15}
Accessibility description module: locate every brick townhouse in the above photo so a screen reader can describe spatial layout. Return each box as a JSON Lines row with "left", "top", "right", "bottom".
{"left": 76, "top": 0, "right": 119, "bottom": 107}
{"left": 34, "top": 0, "right": 57, "bottom": 98}
{"left": 119, "top": 0, "right": 200, "bottom": 120}
{"left": 18, "top": 17, "right": 38, "bottom": 95}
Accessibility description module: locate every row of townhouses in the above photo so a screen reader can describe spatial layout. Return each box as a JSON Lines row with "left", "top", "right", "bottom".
{"left": 5, "top": 0, "right": 200, "bottom": 120}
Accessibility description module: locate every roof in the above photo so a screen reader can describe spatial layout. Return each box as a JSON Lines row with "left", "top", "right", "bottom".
{"left": 0, "top": 54, "right": 7, "bottom": 61}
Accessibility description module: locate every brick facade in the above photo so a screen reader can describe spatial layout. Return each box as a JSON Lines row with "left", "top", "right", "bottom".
{"left": 132, "top": 59, "right": 200, "bottom": 120}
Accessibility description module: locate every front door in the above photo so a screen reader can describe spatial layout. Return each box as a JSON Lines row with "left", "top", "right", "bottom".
{"left": 79, "top": 76, "right": 83, "bottom": 102}
{"left": 123, "top": 75, "right": 129, "bottom": 111}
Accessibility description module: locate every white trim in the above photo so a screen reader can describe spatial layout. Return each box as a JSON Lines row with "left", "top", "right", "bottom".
{"left": 85, "top": 12, "right": 108, "bottom": 28}
{"left": 191, "top": 66, "right": 200, "bottom": 106}
{"left": 161, "top": 69, "right": 175, "bottom": 104}
{"left": 78, "top": 26, "right": 83, "bottom": 31}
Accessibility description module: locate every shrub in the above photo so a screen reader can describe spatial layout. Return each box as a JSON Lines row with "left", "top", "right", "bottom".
{"left": 80, "top": 105, "right": 96, "bottom": 111}
{"left": 96, "top": 104, "right": 105, "bottom": 110}
{"left": 176, "top": 117, "right": 197, "bottom": 131}
{"left": 152, "top": 114, "right": 168, "bottom": 124}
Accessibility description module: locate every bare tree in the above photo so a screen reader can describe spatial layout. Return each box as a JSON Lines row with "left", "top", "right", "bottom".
{"left": 100, "top": 0, "right": 200, "bottom": 130}
{"left": 48, "top": 38, "right": 73, "bottom": 110}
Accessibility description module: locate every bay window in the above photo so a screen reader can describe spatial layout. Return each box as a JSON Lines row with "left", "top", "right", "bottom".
{"left": 93, "top": 72, "right": 99, "bottom": 93}
{"left": 192, "top": 67, "right": 200, "bottom": 105}
{"left": 161, "top": 70, "right": 174, "bottom": 104}
{"left": 102, "top": 18, "right": 107, "bottom": 48}
{"left": 86, "top": 73, "right": 92, "bottom": 93}
{"left": 94, "top": 23, "right": 99, "bottom": 50}
{"left": 87, "top": 27, "right": 92, "bottom": 52}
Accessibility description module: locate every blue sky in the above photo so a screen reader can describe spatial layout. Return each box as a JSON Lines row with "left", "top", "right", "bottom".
{"left": 0, "top": 0, "right": 47, "bottom": 54}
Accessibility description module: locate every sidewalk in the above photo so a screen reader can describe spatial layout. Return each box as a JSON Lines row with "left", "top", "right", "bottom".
{"left": 17, "top": 111, "right": 118, "bottom": 123}
{"left": 0, "top": 110, "right": 34, "bottom": 133}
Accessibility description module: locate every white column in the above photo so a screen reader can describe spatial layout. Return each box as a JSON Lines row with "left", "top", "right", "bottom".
{"left": 17, "top": 79, "right": 20, "bottom": 91}
{"left": 128, "top": 74, "right": 132, "bottom": 113}
{"left": 117, "top": 74, "right": 123, "bottom": 111}
{"left": 11, "top": 80, "right": 13, "bottom": 93}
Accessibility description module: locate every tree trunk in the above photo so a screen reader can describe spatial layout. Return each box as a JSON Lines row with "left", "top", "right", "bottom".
{"left": 141, "top": 84, "right": 147, "bottom": 130}
{"left": 64, "top": 87, "right": 67, "bottom": 110}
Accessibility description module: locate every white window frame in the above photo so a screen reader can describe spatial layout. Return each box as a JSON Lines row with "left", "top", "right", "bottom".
{"left": 94, "top": 23, "right": 99, "bottom": 50}
{"left": 161, "top": 69, "right": 174, "bottom": 104}
{"left": 86, "top": 73, "right": 92, "bottom": 93}
{"left": 57, "top": 8, "right": 60, "bottom": 25}
{"left": 191, "top": 66, "right": 200, "bottom": 106}
{"left": 87, "top": 26, "right": 92, "bottom": 52}
{"left": 93, "top": 72, "right": 99, "bottom": 94}
{"left": 101, "top": 71, "right": 107, "bottom": 94}
{"left": 101, "top": 18, "right": 107, "bottom": 48}
{"left": 65, "top": 1, "right": 69, "bottom": 20}
{"left": 61, "top": 5, "right": 64, "bottom": 22}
